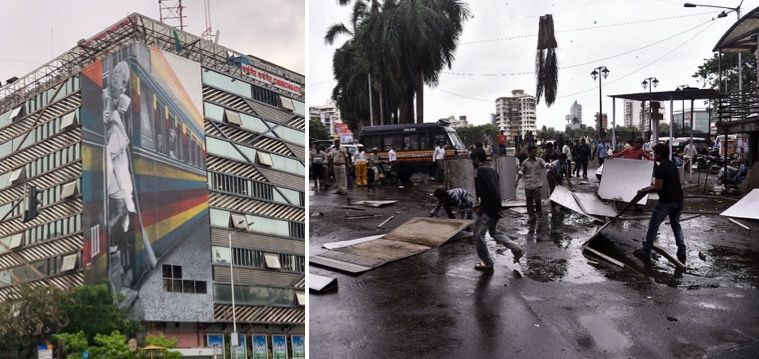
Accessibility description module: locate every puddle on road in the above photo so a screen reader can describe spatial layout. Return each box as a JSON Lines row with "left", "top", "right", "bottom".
{"left": 578, "top": 314, "right": 632, "bottom": 355}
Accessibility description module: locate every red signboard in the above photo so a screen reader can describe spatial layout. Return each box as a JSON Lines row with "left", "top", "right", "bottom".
{"left": 240, "top": 63, "right": 303, "bottom": 96}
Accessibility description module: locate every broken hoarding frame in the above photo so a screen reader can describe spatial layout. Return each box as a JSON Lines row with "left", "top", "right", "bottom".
{"left": 496, "top": 156, "right": 518, "bottom": 200}
{"left": 309, "top": 273, "right": 338, "bottom": 293}
{"left": 720, "top": 188, "right": 759, "bottom": 221}
{"left": 597, "top": 158, "right": 654, "bottom": 205}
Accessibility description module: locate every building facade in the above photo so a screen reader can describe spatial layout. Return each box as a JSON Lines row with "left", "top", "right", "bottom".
{"left": 494, "top": 89, "right": 537, "bottom": 140}
{"left": 569, "top": 100, "right": 582, "bottom": 123}
{"left": 0, "top": 13, "right": 304, "bottom": 354}
{"left": 309, "top": 100, "right": 340, "bottom": 137}
{"left": 672, "top": 109, "right": 712, "bottom": 135}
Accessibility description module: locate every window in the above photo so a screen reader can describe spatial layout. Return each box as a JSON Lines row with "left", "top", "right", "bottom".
{"left": 271, "top": 126, "right": 305, "bottom": 145}
{"left": 0, "top": 270, "right": 10, "bottom": 286}
{"left": 292, "top": 100, "right": 305, "bottom": 117}
{"left": 257, "top": 151, "right": 273, "bottom": 167}
{"left": 60, "top": 111, "right": 78, "bottom": 129}
{"left": 213, "top": 283, "right": 294, "bottom": 306}
{"left": 246, "top": 215, "right": 290, "bottom": 237}
{"left": 209, "top": 208, "right": 231, "bottom": 228}
{"left": 295, "top": 291, "right": 305, "bottom": 306}
{"left": 9, "top": 106, "right": 23, "bottom": 122}
{"left": 212, "top": 246, "right": 231, "bottom": 264}
{"left": 204, "top": 102, "right": 225, "bottom": 122}
{"left": 280, "top": 97, "right": 295, "bottom": 112}
{"left": 60, "top": 253, "right": 78, "bottom": 272}
{"left": 233, "top": 248, "right": 264, "bottom": 268}
{"left": 61, "top": 180, "right": 78, "bottom": 199}
{"left": 90, "top": 225, "right": 100, "bottom": 258}
{"left": 224, "top": 109, "right": 242, "bottom": 126}
{"left": 263, "top": 252, "right": 281, "bottom": 269}
{"left": 206, "top": 137, "right": 247, "bottom": 163}
{"left": 162, "top": 264, "right": 206, "bottom": 294}
{"left": 230, "top": 213, "right": 248, "bottom": 229}
{"left": 270, "top": 154, "right": 305, "bottom": 175}
{"left": 240, "top": 113, "right": 269, "bottom": 133}
{"left": 273, "top": 187, "right": 303, "bottom": 206}
{"left": 8, "top": 167, "right": 26, "bottom": 184}
{"left": 202, "top": 70, "right": 252, "bottom": 98}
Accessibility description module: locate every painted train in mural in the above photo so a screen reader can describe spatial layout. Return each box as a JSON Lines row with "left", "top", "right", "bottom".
{"left": 81, "top": 43, "right": 209, "bottom": 302}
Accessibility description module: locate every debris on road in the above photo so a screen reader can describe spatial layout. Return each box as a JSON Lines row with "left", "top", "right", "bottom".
{"left": 312, "top": 212, "right": 324, "bottom": 217}
{"left": 666, "top": 316, "right": 678, "bottom": 322}
{"left": 728, "top": 218, "right": 751, "bottom": 230}
{"left": 698, "top": 251, "right": 707, "bottom": 261}
{"left": 340, "top": 206, "right": 366, "bottom": 211}
{"left": 310, "top": 273, "right": 338, "bottom": 293}
{"left": 720, "top": 189, "right": 759, "bottom": 220}
{"left": 354, "top": 200, "right": 398, "bottom": 207}
{"left": 346, "top": 214, "right": 382, "bottom": 220}
{"left": 377, "top": 215, "right": 395, "bottom": 228}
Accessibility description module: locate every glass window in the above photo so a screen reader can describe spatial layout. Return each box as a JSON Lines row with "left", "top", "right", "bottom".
{"left": 240, "top": 113, "right": 269, "bottom": 133}
{"left": 272, "top": 126, "right": 305, "bottom": 145}
{"left": 212, "top": 246, "right": 231, "bottom": 264}
{"left": 213, "top": 284, "right": 295, "bottom": 307}
{"left": 206, "top": 137, "right": 247, "bottom": 163}
{"left": 270, "top": 154, "right": 305, "bottom": 176}
{"left": 202, "top": 70, "right": 252, "bottom": 98}
{"left": 245, "top": 215, "right": 289, "bottom": 237}
{"left": 292, "top": 100, "right": 305, "bottom": 117}
{"left": 209, "top": 208, "right": 231, "bottom": 228}
{"left": 204, "top": 102, "right": 224, "bottom": 122}
{"left": 273, "top": 188, "right": 302, "bottom": 206}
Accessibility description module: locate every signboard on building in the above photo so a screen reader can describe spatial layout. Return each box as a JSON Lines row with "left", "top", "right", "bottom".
{"left": 233, "top": 335, "right": 247, "bottom": 359}
{"left": 240, "top": 63, "right": 303, "bottom": 96}
{"left": 37, "top": 345, "right": 53, "bottom": 359}
{"left": 207, "top": 334, "right": 225, "bottom": 359}
{"left": 272, "top": 335, "right": 288, "bottom": 359}
{"left": 252, "top": 335, "right": 268, "bottom": 359}
{"left": 291, "top": 335, "right": 305, "bottom": 358}
{"left": 80, "top": 43, "right": 211, "bottom": 321}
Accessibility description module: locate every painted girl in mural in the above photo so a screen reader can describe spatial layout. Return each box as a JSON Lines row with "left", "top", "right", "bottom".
{"left": 104, "top": 61, "right": 136, "bottom": 289}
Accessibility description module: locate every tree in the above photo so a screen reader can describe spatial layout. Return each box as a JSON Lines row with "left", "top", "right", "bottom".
{"left": 53, "top": 331, "right": 89, "bottom": 359}
{"left": 692, "top": 52, "right": 757, "bottom": 91}
{"left": 0, "top": 285, "right": 70, "bottom": 358}
{"left": 139, "top": 334, "right": 181, "bottom": 359}
{"left": 87, "top": 331, "right": 132, "bottom": 359}
{"left": 455, "top": 124, "right": 500, "bottom": 147}
{"left": 60, "top": 284, "right": 140, "bottom": 343}
{"left": 309, "top": 119, "right": 331, "bottom": 140}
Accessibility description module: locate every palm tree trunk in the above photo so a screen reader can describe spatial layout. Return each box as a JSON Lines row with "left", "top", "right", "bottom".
{"left": 415, "top": 72, "right": 424, "bottom": 124}
{"left": 378, "top": 80, "right": 385, "bottom": 126}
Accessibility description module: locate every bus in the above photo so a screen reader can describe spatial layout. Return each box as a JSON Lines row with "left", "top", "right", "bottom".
{"left": 358, "top": 121, "right": 468, "bottom": 180}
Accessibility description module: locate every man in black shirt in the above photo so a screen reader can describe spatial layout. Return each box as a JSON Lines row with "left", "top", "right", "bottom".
{"left": 471, "top": 149, "right": 524, "bottom": 271}
{"left": 573, "top": 138, "right": 591, "bottom": 179}
{"left": 635, "top": 144, "right": 686, "bottom": 265}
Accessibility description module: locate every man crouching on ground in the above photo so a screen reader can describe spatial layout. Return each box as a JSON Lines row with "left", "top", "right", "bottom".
{"left": 471, "top": 148, "right": 524, "bottom": 271}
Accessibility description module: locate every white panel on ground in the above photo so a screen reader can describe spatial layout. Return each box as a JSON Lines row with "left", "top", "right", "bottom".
{"left": 721, "top": 189, "right": 759, "bottom": 220}
{"left": 598, "top": 158, "right": 653, "bottom": 204}
{"left": 496, "top": 156, "right": 518, "bottom": 200}
{"left": 549, "top": 185, "right": 584, "bottom": 214}
{"left": 323, "top": 234, "right": 385, "bottom": 250}
{"left": 573, "top": 192, "right": 618, "bottom": 217}
{"left": 309, "top": 273, "right": 338, "bottom": 292}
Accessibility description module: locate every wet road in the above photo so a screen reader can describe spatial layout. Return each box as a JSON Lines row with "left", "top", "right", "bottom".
{"left": 309, "top": 167, "right": 759, "bottom": 358}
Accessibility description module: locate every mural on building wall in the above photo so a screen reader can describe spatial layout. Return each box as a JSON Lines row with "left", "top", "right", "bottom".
{"left": 80, "top": 43, "right": 209, "bottom": 305}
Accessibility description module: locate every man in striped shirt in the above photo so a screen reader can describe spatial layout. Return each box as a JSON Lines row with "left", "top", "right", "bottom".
{"left": 429, "top": 187, "right": 474, "bottom": 219}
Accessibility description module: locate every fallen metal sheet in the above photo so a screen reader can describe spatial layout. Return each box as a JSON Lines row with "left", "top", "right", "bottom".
{"left": 510, "top": 207, "right": 529, "bottom": 214}
{"left": 549, "top": 185, "right": 584, "bottom": 215}
{"left": 728, "top": 218, "right": 751, "bottom": 230}
{"left": 496, "top": 156, "right": 518, "bottom": 200}
{"left": 573, "top": 192, "right": 618, "bottom": 217}
{"left": 322, "top": 235, "right": 384, "bottom": 250}
{"left": 720, "top": 189, "right": 759, "bottom": 220}
{"left": 309, "top": 273, "right": 338, "bottom": 293}
{"left": 382, "top": 217, "right": 471, "bottom": 247}
{"left": 501, "top": 199, "right": 527, "bottom": 208}
{"left": 308, "top": 255, "right": 373, "bottom": 274}
{"left": 309, "top": 217, "right": 472, "bottom": 274}
{"left": 353, "top": 200, "right": 398, "bottom": 207}
{"left": 598, "top": 158, "right": 653, "bottom": 204}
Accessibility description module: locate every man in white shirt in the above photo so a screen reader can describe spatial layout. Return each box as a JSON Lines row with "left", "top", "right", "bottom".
{"left": 683, "top": 140, "right": 697, "bottom": 182}
{"left": 431, "top": 142, "right": 446, "bottom": 180}
{"left": 562, "top": 142, "right": 573, "bottom": 177}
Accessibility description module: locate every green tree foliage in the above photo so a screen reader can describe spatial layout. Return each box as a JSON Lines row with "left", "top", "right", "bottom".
{"left": 455, "top": 124, "right": 500, "bottom": 147}
{"left": 53, "top": 331, "right": 89, "bottom": 357}
{"left": 328, "top": 0, "right": 471, "bottom": 127}
{"left": 692, "top": 52, "right": 757, "bottom": 91}
{"left": 87, "top": 331, "right": 132, "bottom": 359}
{"left": 309, "top": 119, "right": 331, "bottom": 140}
{"left": 60, "top": 284, "right": 140, "bottom": 343}
{"left": 0, "top": 285, "right": 70, "bottom": 358}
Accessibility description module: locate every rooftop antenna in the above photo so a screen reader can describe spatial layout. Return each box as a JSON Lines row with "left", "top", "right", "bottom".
{"left": 201, "top": 0, "right": 217, "bottom": 43}
{"left": 158, "top": 0, "right": 186, "bottom": 31}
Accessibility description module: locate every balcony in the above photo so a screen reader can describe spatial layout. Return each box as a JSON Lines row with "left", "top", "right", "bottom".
{"left": 716, "top": 87, "right": 759, "bottom": 133}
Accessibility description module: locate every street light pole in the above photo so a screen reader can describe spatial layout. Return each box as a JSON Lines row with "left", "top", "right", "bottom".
{"left": 591, "top": 66, "right": 610, "bottom": 138}
{"left": 642, "top": 77, "right": 659, "bottom": 141}
{"left": 684, "top": 1, "right": 743, "bottom": 90}
{"left": 229, "top": 219, "right": 253, "bottom": 357}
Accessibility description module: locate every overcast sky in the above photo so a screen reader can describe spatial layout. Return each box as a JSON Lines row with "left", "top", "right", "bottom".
{"left": 309, "top": 0, "right": 759, "bottom": 129}
{"left": 0, "top": 0, "right": 304, "bottom": 86}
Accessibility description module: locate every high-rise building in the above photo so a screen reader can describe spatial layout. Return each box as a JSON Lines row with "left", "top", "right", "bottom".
{"left": 639, "top": 102, "right": 667, "bottom": 134}
{"left": 624, "top": 100, "right": 641, "bottom": 128}
{"left": 568, "top": 100, "right": 582, "bottom": 123}
{"left": 310, "top": 100, "right": 341, "bottom": 137}
{"left": 494, "top": 90, "right": 537, "bottom": 140}
{"left": 0, "top": 13, "right": 305, "bottom": 351}
{"left": 595, "top": 112, "right": 609, "bottom": 131}
{"left": 672, "top": 109, "right": 712, "bottom": 135}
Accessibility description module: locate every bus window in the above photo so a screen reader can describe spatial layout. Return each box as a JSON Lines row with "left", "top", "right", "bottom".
{"left": 448, "top": 132, "right": 465, "bottom": 150}
{"left": 402, "top": 134, "right": 419, "bottom": 150}
{"left": 419, "top": 132, "right": 431, "bottom": 149}
{"left": 432, "top": 133, "right": 448, "bottom": 147}
{"left": 363, "top": 135, "right": 381, "bottom": 150}
{"left": 383, "top": 135, "right": 401, "bottom": 151}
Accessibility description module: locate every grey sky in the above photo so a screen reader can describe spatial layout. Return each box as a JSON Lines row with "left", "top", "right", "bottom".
{"left": 0, "top": 0, "right": 304, "bottom": 86}
{"left": 309, "top": 0, "right": 758, "bottom": 130}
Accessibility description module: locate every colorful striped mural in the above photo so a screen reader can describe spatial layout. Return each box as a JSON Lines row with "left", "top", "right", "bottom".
{"left": 80, "top": 43, "right": 210, "bottom": 303}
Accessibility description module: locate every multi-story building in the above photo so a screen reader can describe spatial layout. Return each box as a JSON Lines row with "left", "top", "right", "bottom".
{"left": 639, "top": 102, "right": 667, "bottom": 135}
{"left": 595, "top": 112, "right": 609, "bottom": 131}
{"left": 0, "top": 13, "right": 305, "bottom": 355}
{"left": 569, "top": 100, "right": 582, "bottom": 123}
{"left": 439, "top": 115, "right": 468, "bottom": 128}
{"left": 494, "top": 90, "right": 537, "bottom": 139}
{"left": 672, "top": 108, "right": 712, "bottom": 135}
{"left": 624, "top": 100, "right": 641, "bottom": 128}
{"left": 310, "top": 100, "right": 340, "bottom": 137}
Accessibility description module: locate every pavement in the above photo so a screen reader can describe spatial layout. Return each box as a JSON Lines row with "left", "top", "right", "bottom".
{"left": 309, "top": 163, "right": 759, "bottom": 358}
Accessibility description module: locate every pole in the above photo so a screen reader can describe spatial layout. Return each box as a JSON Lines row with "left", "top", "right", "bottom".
{"left": 229, "top": 231, "right": 238, "bottom": 354}
{"left": 599, "top": 73, "right": 603, "bottom": 138}
{"left": 612, "top": 98, "right": 616, "bottom": 149}
{"left": 737, "top": 8, "right": 742, "bottom": 91}
{"left": 368, "top": 72, "right": 374, "bottom": 127}
{"left": 669, "top": 96, "right": 674, "bottom": 161}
